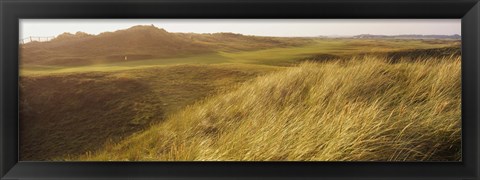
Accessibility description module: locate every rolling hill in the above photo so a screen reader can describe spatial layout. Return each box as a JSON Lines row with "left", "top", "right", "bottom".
{"left": 20, "top": 25, "right": 312, "bottom": 66}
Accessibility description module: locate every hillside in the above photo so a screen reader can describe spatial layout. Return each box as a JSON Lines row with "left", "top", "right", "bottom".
{"left": 77, "top": 55, "right": 461, "bottom": 161}
{"left": 20, "top": 25, "right": 312, "bottom": 66}
{"left": 20, "top": 63, "right": 279, "bottom": 160}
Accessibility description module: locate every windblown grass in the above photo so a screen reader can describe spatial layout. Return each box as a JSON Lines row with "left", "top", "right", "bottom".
{"left": 20, "top": 63, "right": 279, "bottom": 160}
{"left": 77, "top": 55, "right": 461, "bottom": 161}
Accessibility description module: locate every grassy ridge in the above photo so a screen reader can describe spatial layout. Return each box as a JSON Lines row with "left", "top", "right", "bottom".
{"left": 77, "top": 55, "right": 461, "bottom": 161}
{"left": 20, "top": 63, "right": 279, "bottom": 160}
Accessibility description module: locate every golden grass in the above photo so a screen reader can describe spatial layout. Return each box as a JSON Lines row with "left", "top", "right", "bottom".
{"left": 75, "top": 55, "right": 461, "bottom": 161}
{"left": 20, "top": 63, "right": 279, "bottom": 161}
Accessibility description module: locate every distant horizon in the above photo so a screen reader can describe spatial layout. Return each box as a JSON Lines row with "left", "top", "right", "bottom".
{"left": 20, "top": 19, "right": 461, "bottom": 39}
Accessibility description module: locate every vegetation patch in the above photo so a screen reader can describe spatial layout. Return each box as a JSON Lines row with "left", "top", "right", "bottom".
{"left": 76, "top": 55, "right": 461, "bottom": 161}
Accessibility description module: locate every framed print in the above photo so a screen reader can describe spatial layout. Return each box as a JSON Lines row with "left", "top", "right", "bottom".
{"left": 1, "top": 0, "right": 480, "bottom": 179}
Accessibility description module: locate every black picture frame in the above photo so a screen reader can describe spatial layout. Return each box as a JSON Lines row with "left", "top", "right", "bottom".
{"left": 1, "top": 0, "right": 479, "bottom": 179}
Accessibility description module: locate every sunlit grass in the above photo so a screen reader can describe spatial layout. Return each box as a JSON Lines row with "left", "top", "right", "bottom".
{"left": 75, "top": 55, "right": 461, "bottom": 161}
{"left": 20, "top": 63, "right": 281, "bottom": 160}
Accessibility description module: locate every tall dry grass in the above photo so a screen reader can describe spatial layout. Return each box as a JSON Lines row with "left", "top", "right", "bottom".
{"left": 77, "top": 55, "right": 461, "bottom": 161}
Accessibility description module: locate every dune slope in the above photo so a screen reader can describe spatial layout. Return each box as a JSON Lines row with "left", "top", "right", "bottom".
{"left": 78, "top": 55, "right": 461, "bottom": 161}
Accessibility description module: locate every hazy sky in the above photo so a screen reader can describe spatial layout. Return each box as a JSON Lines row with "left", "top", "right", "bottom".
{"left": 19, "top": 19, "right": 461, "bottom": 40}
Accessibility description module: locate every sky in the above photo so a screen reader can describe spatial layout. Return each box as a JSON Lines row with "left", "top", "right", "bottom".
{"left": 19, "top": 19, "right": 461, "bottom": 40}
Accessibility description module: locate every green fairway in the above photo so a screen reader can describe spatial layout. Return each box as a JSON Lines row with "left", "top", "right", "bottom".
{"left": 20, "top": 39, "right": 458, "bottom": 76}
{"left": 21, "top": 53, "right": 229, "bottom": 76}
{"left": 220, "top": 39, "right": 458, "bottom": 64}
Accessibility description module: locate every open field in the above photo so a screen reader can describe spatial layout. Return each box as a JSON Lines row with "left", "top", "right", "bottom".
{"left": 19, "top": 26, "right": 461, "bottom": 161}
